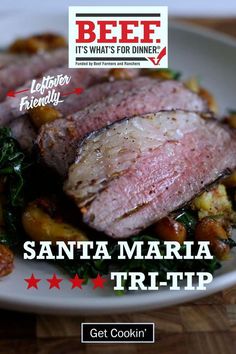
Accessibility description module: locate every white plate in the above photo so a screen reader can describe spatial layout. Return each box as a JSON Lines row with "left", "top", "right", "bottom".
{"left": 0, "top": 14, "right": 236, "bottom": 315}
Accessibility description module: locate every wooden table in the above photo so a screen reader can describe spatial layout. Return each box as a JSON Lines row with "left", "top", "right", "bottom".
{"left": 1, "top": 19, "right": 236, "bottom": 354}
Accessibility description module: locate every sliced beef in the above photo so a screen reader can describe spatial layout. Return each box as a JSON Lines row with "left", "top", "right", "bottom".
{"left": 5, "top": 69, "right": 141, "bottom": 149}
{"left": 64, "top": 111, "right": 236, "bottom": 238}
{"left": 57, "top": 76, "right": 153, "bottom": 116}
{"left": 0, "top": 53, "right": 26, "bottom": 69}
{"left": 37, "top": 80, "right": 207, "bottom": 176}
{"left": 0, "top": 66, "right": 111, "bottom": 126}
{"left": 0, "top": 70, "right": 142, "bottom": 126}
{"left": 0, "top": 48, "right": 68, "bottom": 102}
{"left": 2, "top": 69, "right": 141, "bottom": 149}
{"left": 4, "top": 69, "right": 141, "bottom": 151}
{"left": 0, "top": 67, "right": 140, "bottom": 125}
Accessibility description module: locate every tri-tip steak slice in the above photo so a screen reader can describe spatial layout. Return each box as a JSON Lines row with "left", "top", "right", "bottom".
{"left": 37, "top": 80, "right": 207, "bottom": 176}
{"left": 64, "top": 111, "right": 236, "bottom": 238}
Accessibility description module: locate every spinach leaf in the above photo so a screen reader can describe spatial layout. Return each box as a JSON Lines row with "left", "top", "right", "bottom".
{"left": 142, "top": 68, "right": 181, "bottom": 80}
{"left": 175, "top": 210, "right": 198, "bottom": 237}
{"left": 0, "top": 128, "right": 29, "bottom": 246}
{"left": 155, "top": 68, "right": 181, "bottom": 80}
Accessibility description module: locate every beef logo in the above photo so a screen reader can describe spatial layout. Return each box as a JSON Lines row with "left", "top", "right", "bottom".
{"left": 69, "top": 6, "right": 168, "bottom": 68}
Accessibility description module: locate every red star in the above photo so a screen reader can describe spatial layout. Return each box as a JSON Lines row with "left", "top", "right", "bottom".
{"left": 69, "top": 274, "right": 85, "bottom": 289}
{"left": 91, "top": 274, "right": 107, "bottom": 289}
{"left": 47, "top": 273, "right": 63, "bottom": 289}
{"left": 24, "top": 273, "right": 41, "bottom": 289}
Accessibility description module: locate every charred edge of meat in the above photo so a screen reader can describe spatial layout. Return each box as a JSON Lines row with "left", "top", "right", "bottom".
{"left": 75, "top": 109, "right": 214, "bottom": 157}
{"left": 69, "top": 110, "right": 218, "bottom": 209}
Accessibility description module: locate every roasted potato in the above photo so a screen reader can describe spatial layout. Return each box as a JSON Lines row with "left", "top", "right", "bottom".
{"left": 195, "top": 218, "right": 230, "bottom": 260}
{"left": 0, "top": 244, "right": 14, "bottom": 277}
{"left": 154, "top": 217, "right": 187, "bottom": 244}
{"left": 28, "top": 106, "right": 62, "bottom": 129}
{"left": 224, "top": 112, "right": 236, "bottom": 129}
{"left": 185, "top": 76, "right": 218, "bottom": 113}
{"left": 9, "top": 33, "right": 67, "bottom": 54}
{"left": 192, "top": 184, "right": 233, "bottom": 220}
{"left": 185, "top": 76, "right": 200, "bottom": 93}
{"left": 199, "top": 87, "right": 218, "bottom": 113}
{"left": 223, "top": 171, "right": 236, "bottom": 188}
{"left": 22, "top": 201, "right": 88, "bottom": 243}
{"left": 108, "top": 68, "right": 135, "bottom": 81}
